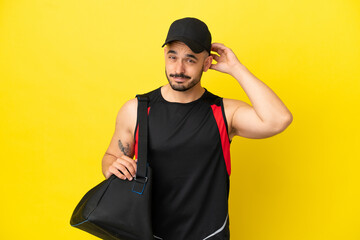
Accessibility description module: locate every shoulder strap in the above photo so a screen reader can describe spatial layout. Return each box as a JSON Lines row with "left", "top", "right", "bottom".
{"left": 202, "top": 89, "right": 222, "bottom": 106}
{"left": 132, "top": 94, "right": 149, "bottom": 194}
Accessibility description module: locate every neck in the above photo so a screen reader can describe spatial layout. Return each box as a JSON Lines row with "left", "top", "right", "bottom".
{"left": 161, "top": 83, "right": 205, "bottom": 103}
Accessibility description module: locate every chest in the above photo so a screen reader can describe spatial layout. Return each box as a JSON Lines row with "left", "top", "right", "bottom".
{"left": 147, "top": 102, "right": 220, "bottom": 153}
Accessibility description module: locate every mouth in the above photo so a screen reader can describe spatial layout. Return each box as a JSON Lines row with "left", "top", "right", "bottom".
{"left": 169, "top": 74, "right": 191, "bottom": 83}
{"left": 173, "top": 77, "right": 188, "bottom": 83}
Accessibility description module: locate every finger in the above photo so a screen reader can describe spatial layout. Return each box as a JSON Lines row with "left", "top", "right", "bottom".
{"left": 120, "top": 156, "right": 138, "bottom": 171}
{"left": 118, "top": 155, "right": 137, "bottom": 165}
{"left": 212, "top": 48, "right": 225, "bottom": 56}
{"left": 113, "top": 161, "right": 134, "bottom": 180}
{"left": 209, "top": 63, "right": 226, "bottom": 73}
{"left": 109, "top": 165, "right": 126, "bottom": 180}
{"left": 211, "top": 43, "right": 226, "bottom": 52}
{"left": 117, "top": 157, "right": 137, "bottom": 176}
{"left": 104, "top": 170, "right": 112, "bottom": 179}
{"left": 211, "top": 46, "right": 223, "bottom": 55}
{"left": 211, "top": 42, "right": 226, "bottom": 49}
{"left": 209, "top": 63, "right": 218, "bottom": 70}
{"left": 211, "top": 54, "right": 220, "bottom": 62}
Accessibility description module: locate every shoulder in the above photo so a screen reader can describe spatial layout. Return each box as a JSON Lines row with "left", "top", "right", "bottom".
{"left": 116, "top": 87, "right": 160, "bottom": 132}
{"left": 223, "top": 98, "right": 252, "bottom": 121}
{"left": 117, "top": 98, "right": 137, "bottom": 119}
{"left": 223, "top": 98, "right": 249, "bottom": 111}
{"left": 136, "top": 87, "right": 162, "bottom": 105}
{"left": 117, "top": 87, "right": 160, "bottom": 120}
{"left": 203, "top": 90, "right": 248, "bottom": 109}
{"left": 114, "top": 98, "right": 138, "bottom": 138}
{"left": 202, "top": 89, "right": 222, "bottom": 105}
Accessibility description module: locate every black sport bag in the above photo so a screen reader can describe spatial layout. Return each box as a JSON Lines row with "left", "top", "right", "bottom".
{"left": 70, "top": 95, "right": 153, "bottom": 240}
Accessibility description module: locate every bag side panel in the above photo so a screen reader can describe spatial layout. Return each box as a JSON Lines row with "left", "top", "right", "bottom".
{"left": 70, "top": 175, "right": 116, "bottom": 225}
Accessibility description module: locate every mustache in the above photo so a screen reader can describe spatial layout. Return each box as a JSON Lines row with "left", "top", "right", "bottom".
{"left": 169, "top": 73, "right": 191, "bottom": 79}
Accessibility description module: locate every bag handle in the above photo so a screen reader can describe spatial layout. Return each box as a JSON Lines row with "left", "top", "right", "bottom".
{"left": 132, "top": 94, "right": 149, "bottom": 194}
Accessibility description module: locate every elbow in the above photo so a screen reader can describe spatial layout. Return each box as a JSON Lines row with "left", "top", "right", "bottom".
{"left": 274, "top": 112, "right": 293, "bottom": 133}
{"left": 257, "top": 113, "right": 293, "bottom": 138}
{"left": 285, "top": 112, "right": 293, "bottom": 126}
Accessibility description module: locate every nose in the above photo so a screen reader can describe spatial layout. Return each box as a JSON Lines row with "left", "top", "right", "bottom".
{"left": 174, "top": 60, "right": 185, "bottom": 74}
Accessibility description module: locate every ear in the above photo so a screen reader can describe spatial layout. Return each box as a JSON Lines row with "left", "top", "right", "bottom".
{"left": 202, "top": 54, "right": 213, "bottom": 72}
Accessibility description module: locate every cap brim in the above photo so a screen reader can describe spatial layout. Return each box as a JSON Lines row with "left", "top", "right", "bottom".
{"left": 162, "top": 36, "right": 205, "bottom": 54}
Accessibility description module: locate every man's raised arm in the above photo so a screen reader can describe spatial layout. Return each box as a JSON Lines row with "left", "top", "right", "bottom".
{"left": 210, "top": 43, "right": 293, "bottom": 140}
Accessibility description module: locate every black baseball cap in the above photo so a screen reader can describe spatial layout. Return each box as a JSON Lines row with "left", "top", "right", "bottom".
{"left": 162, "top": 17, "right": 212, "bottom": 54}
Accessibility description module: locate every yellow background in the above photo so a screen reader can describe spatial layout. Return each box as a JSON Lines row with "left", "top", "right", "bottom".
{"left": 1, "top": 0, "right": 359, "bottom": 239}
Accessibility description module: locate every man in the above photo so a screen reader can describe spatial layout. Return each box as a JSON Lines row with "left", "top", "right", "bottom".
{"left": 102, "top": 17, "right": 292, "bottom": 239}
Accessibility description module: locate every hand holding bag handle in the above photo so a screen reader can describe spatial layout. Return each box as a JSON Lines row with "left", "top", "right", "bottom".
{"left": 70, "top": 94, "right": 153, "bottom": 240}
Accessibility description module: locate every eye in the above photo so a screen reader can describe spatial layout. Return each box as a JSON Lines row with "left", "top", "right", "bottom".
{"left": 168, "top": 55, "right": 176, "bottom": 60}
{"left": 187, "top": 59, "right": 196, "bottom": 63}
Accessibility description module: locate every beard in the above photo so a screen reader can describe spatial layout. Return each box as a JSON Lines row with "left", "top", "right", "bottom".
{"left": 165, "top": 68, "right": 204, "bottom": 92}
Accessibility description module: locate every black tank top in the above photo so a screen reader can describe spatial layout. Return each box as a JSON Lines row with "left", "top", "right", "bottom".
{"left": 135, "top": 87, "right": 231, "bottom": 240}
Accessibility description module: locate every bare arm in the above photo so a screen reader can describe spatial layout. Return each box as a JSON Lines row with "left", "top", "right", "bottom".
{"left": 102, "top": 98, "right": 138, "bottom": 179}
{"left": 210, "top": 43, "right": 293, "bottom": 139}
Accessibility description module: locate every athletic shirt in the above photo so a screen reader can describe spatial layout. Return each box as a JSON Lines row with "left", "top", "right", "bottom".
{"left": 135, "top": 87, "right": 231, "bottom": 240}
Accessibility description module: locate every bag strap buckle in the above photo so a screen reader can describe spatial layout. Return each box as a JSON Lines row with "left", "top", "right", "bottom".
{"left": 132, "top": 175, "right": 148, "bottom": 195}
{"left": 134, "top": 176, "right": 148, "bottom": 184}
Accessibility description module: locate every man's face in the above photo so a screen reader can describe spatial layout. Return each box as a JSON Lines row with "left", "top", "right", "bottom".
{"left": 164, "top": 41, "right": 212, "bottom": 92}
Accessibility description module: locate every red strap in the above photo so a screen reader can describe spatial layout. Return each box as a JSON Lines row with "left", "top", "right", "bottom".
{"left": 211, "top": 104, "right": 231, "bottom": 176}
